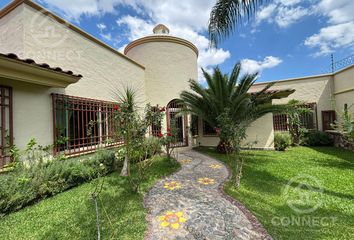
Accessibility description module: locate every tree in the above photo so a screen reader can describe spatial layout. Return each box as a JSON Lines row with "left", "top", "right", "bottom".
{"left": 180, "top": 63, "right": 293, "bottom": 188}
{"left": 114, "top": 88, "right": 163, "bottom": 176}
{"left": 209, "top": 0, "right": 266, "bottom": 47}
{"left": 180, "top": 62, "right": 291, "bottom": 153}
{"left": 284, "top": 99, "right": 311, "bottom": 146}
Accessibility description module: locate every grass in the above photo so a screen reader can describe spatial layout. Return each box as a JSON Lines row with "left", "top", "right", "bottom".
{"left": 0, "top": 156, "right": 180, "bottom": 240}
{"left": 197, "top": 146, "right": 354, "bottom": 240}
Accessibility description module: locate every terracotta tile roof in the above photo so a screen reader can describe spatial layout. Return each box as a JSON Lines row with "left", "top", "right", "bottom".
{"left": 250, "top": 89, "right": 295, "bottom": 99}
{"left": 0, "top": 53, "right": 83, "bottom": 78}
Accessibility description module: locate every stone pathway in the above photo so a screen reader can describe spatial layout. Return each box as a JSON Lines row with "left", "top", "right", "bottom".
{"left": 144, "top": 150, "right": 272, "bottom": 240}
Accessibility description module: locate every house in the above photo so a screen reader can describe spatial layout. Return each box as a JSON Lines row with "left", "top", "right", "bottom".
{"left": 0, "top": 0, "right": 353, "bottom": 168}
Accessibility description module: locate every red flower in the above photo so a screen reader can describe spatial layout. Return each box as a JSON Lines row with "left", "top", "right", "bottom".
{"left": 157, "top": 132, "right": 164, "bottom": 138}
{"left": 113, "top": 105, "right": 120, "bottom": 111}
{"left": 167, "top": 132, "right": 173, "bottom": 137}
{"left": 167, "top": 128, "right": 171, "bottom": 132}
{"left": 215, "top": 128, "right": 221, "bottom": 135}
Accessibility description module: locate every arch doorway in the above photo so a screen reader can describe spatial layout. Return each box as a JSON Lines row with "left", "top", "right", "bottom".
{"left": 166, "top": 100, "right": 188, "bottom": 147}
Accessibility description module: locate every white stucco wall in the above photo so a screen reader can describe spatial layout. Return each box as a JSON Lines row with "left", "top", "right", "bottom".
{"left": 195, "top": 114, "right": 274, "bottom": 149}
{"left": 333, "top": 65, "right": 354, "bottom": 112}
{"left": 0, "top": 3, "right": 146, "bottom": 149}
{"left": 21, "top": 5, "right": 146, "bottom": 103}
{"left": 251, "top": 75, "right": 335, "bottom": 131}
{"left": 0, "top": 78, "right": 63, "bottom": 149}
{"left": 126, "top": 41, "right": 198, "bottom": 106}
{"left": 0, "top": 4, "right": 24, "bottom": 56}
{"left": 126, "top": 39, "right": 198, "bottom": 148}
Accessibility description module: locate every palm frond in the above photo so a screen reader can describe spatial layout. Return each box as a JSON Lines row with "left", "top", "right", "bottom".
{"left": 209, "top": 0, "right": 266, "bottom": 47}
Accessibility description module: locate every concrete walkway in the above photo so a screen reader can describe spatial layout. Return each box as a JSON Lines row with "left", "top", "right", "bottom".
{"left": 144, "top": 150, "right": 271, "bottom": 240}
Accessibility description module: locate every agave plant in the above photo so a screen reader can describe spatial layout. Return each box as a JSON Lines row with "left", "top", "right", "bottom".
{"left": 179, "top": 62, "right": 292, "bottom": 153}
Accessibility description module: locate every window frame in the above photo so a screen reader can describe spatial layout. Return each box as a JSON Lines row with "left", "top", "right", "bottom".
{"left": 0, "top": 85, "right": 13, "bottom": 168}
{"left": 52, "top": 93, "right": 122, "bottom": 156}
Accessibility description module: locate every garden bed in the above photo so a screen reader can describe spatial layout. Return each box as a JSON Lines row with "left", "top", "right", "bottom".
{"left": 0, "top": 156, "right": 180, "bottom": 239}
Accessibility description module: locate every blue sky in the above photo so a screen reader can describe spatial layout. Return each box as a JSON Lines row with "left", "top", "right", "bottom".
{"left": 1, "top": 0, "right": 354, "bottom": 83}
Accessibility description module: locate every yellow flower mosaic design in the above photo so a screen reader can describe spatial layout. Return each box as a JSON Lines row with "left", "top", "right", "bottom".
{"left": 159, "top": 211, "right": 187, "bottom": 229}
{"left": 198, "top": 177, "right": 216, "bottom": 185}
{"left": 180, "top": 159, "right": 192, "bottom": 164}
{"left": 209, "top": 164, "right": 222, "bottom": 169}
{"left": 164, "top": 181, "right": 182, "bottom": 190}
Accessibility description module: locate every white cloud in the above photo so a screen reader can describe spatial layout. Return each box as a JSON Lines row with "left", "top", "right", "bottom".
{"left": 276, "top": 0, "right": 302, "bottom": 6}
{"left": 256, "top": 4, "right": 277, "bottom": 25}
{"left": 118, "top": 15, "right": 231, "bottom": 82}
{"left": 117, "top": 16, "right": 154, "bottom": 40}
{"left": 275, "top": 6, "right": 309, "bottom": 28}
{"left": 255, "top": 0, "right": 310, "bottom": 28}
{"left": 115, "top": 0, "right": 230, "bottom": 83}
{"left": 317, "top": 0, "right": 354, "bottom": 24}
{"left": 304, "top": 21, "right": 354, "bottom": 56}
{"left": 241, "top": 56, "right": 283, "bottom": 74}
{"left": 38, "top": 0, "right": 227, "bottom": 83}
{"left": 97, "top": 23, "right": 107, "bottom": 30}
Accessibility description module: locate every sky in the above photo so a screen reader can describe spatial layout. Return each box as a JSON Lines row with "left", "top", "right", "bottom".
{"left": 1, "top": 0, "right": 354, "bottom": 83}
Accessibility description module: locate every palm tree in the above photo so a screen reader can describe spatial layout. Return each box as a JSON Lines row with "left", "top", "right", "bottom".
{"left": 180, "top": 62, "right": 293, "bottom": 188}
{"left": 180, "top": 62, "right": 293, "bottom": 151}
{"left": 209, "top": 0, "right": 266, "bottom": 47}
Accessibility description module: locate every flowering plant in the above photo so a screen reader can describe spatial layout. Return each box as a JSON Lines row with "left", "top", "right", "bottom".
{"left": 157, "top": 127, "right": 177, "bottom": 159}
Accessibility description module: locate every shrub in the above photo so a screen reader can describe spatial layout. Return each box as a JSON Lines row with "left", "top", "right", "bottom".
{"left": 274, "top": 132, "right": 291, "bottom": 151}
{"left": 301, "top": 131, "right": 333, "bottom": 146}
{"left": 0, "top": 149, "right": 116, "bottom": 215}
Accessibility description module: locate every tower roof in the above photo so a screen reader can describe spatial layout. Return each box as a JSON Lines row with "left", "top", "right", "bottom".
{"left": 153, "top": 24, "right": 170, "bottom": 34}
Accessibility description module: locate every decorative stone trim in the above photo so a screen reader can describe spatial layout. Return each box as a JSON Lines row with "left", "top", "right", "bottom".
{"left": 124, "top": 35, "right": 199, "bottom": 56}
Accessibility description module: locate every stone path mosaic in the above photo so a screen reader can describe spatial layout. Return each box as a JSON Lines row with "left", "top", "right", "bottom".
{"left": 144, "top": 150, "right": 272, "bottom": 240}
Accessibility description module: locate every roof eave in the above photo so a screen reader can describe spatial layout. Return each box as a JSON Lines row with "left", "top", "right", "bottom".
{"left": 0, "top": 56, "right": 81, "bottom": 88}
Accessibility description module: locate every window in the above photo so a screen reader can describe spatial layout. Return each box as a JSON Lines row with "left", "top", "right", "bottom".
{"left": 300, "top": 103, "right": 317, "bottom": 130}
{"left": 52, "top": 94, "right": 122, "bottom": 156}
{"left": 273, "top": 103, "right": 318, "bottom": 132}
{"left": 0, "top": 86, "right": 13, "bottom": 168}
{"left": 273, "top": 114, "right": 288, "bottom": 131}
{"left": 203, "top": 121, "right": 217, "bottom": 136}
{"left": 322, "top": 111, "right": 336, "bottom": 131}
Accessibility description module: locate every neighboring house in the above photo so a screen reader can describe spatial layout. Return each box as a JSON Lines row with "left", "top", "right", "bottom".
{"left": 0, "top": 1, "right": 353, "bottom": 168}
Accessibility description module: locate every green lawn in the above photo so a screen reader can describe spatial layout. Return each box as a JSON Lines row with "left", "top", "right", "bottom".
{"left": 197, "top": 146, "right": 354, "bottom": 240}
{"left": 0, "top": 156, "right": 180, "bottom": 240}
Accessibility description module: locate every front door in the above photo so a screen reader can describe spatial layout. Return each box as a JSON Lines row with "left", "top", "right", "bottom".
{"left": 322, "top": 111, "right": 336, "bottom": 131}
{"left": 167, "top": 100, "right": 188, "bottom": 147}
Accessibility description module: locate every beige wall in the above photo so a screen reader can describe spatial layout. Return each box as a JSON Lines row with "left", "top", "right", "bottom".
{"left": 333, "top": 65, "right": 354, "bottom": 112}
{"left": 0, "top": 3, "right": 146, "bottom": 149}
{"left": 251, "top": 75, "right": 335, "bottom": 131}
{"left": 195, "top": 114, "right": 275, "bottom": 149}
{"left": 0, "top": 78, "right": 63, "bottom": 149}
{"left": 126, "top": 40, "right": 198, "bottom": 148}
{"left": 126, "top": 41, "right": 198, "bottom": 106}
{"left": 21, "top": 5, "right": 146, "bottom": 103}
{"left": 0, "top": 4, "right": 24, "bottom": 57}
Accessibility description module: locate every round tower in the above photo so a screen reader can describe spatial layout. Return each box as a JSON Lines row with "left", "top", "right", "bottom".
{"left": 125, "top": 24, "right": 198, "bottom": 147}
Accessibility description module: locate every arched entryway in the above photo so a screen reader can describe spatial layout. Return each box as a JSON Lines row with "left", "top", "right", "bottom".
{"left": 166, "top": 99, "right": 188, "bottom": 147}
